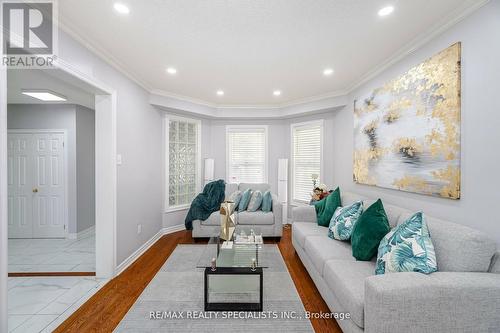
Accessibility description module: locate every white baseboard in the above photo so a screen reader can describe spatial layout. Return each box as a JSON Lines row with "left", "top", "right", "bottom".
{"left": 162, "top": 224, "right": 185, "bottom": 235}
{"left": 115, "top": 224, "right": 185, "bottom": 276}
{"left": 67, "top": 225, "right": 95, "bottom": 240}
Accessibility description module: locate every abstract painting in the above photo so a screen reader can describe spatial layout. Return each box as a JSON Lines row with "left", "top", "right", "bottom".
{"left": 353, "top": 43, "right": 461, "bottom": 199}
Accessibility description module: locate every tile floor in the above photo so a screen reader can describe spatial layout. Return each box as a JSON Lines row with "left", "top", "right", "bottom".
{"left": 8, "top": 229, "right": 95, "bottom": 273}
{"left": 8, "top": 276, "right": 106, "bottom": 332}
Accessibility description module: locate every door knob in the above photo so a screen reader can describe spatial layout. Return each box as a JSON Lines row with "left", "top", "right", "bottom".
{"left": 32, "top": 188, "right": 38, "bottom": 193}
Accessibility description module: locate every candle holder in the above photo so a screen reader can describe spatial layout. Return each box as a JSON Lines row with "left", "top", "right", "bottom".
{"left": 251, "top": 258, "right": 257, "bottom": 271}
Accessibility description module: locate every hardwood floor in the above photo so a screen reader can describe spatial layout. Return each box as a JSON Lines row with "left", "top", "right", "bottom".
{"left": 54, "top": 226, "right": 342, "bottom": 333}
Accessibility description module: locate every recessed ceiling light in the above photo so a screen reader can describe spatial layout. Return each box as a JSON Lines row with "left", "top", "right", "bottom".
{"left": 216, "top": 90, "right": 224, "bottom": 96}
{"left": 323, "top": 68, "right": 334, "bottom": 76}
{"left": 273, "top": 90, "right": 281, "bottom": 96}
{"left": 22, "top": 90, "right": 67, "bottom": 102}
{"left": 166, "top": 67, "right": 177, "bottom": 75}
{"left": 378, "top": 6, "right": 394, "bottom": 17}
{"left": 113, "top": 3, "right": 130, "bottom": 15}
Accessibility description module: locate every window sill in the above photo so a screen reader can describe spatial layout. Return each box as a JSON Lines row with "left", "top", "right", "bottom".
{"left": 165, "top": 205, "right": 190, "bottom": 213}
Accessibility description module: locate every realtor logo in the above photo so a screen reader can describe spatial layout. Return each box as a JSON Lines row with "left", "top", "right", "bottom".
{"left": 2, "top": 0, "right": 57, "bottom": 68}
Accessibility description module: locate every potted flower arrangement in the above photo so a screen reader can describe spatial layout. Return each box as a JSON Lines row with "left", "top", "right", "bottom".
{"left": 310, "top": 174, "right": 331, "bottom": 204}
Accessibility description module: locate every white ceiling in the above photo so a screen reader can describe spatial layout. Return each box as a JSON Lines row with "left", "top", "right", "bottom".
{"left": 59, "top": 0, "right": 484, "bottom": 107}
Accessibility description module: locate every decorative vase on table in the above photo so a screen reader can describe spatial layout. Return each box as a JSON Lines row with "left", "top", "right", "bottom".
{"left": 311, "top": 174, "right": 319, "bottom": 188}
{"left": 220, "top": 201, "right": 236, "bottom": 241}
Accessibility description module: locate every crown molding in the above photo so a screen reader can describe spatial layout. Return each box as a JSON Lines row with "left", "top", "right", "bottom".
{"left": 278, "top": 89, "right": 349, "bottom": 108}
{"left": 212, "top": 88, "right": 349, "bottom": 109}
{"left": 150, "top": 87, "right": 348, "bottom": 110}
{"left": 345, "top": 0, "right": 490, "bottom": 93}
{"left": 150, "top": 90, "right": 348, "bottom": 119}
{"left": 149, "top": 89, "right": 217, "bottom": 108}
{"left": 57, "top": 19, "right": 153, "bottom": 92}
{"left": 149, "top": 91, "right": 217, "bottom": 118}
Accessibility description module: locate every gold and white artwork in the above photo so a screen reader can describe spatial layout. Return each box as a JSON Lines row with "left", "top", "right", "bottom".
{"left": 353, "top": 43, "right": 461, "bottom": 200}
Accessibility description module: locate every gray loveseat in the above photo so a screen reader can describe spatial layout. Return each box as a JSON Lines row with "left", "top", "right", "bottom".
{"left": 192, "top": 183, "right": 283, "bottom": 238}
{"left": 292, "top": 191, "right": 500, "bottom": 333}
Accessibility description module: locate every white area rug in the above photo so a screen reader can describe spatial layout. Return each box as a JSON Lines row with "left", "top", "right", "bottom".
{"left": 115, "top": 244, "right": 314, "bottom": 332}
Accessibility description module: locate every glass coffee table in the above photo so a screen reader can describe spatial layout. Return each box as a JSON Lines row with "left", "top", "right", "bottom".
{"left": 197, "top": 227, "right": 266, "bottom": 311}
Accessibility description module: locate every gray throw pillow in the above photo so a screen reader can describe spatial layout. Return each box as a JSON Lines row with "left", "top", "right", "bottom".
{"left": 227, "top": 190, "right": 242, "bottom": 208}
{"left": 247, "top": 190, "right": 263, "bottom": 212}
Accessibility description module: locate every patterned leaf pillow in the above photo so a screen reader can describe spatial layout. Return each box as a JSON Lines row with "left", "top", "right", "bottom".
{"left": 328, "top": 201, "right": 363, "bottom": 240}
{"left": 376, "top": 212, "right": 437, "bottom": 275}
{"left": 247, "top": 190, "right": 263, "bottom": 212}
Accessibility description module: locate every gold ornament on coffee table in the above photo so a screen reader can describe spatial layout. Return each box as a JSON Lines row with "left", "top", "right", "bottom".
{"left": 220, "top": 201, "right": 236, "bottom": 241}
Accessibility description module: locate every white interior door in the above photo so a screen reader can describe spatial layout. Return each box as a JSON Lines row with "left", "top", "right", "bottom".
{"left": 7, "top": 134, "right": 34, "bottom": 238}
{"left": 32, "top": 133, "right": 66, "bottom": 238}
{"left": 8, "top": 131, "right": 66, "bottom": 239}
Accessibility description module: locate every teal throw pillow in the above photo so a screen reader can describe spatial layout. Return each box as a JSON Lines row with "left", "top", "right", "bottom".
{"left": 328, "top": 200, "right": 363, "bottom": 240}
{"left": 238, "top": 188, "right": 252, "bottom": 211}
{"left": 314, "top": 187, "right": 341, "bottom": 227}
{"left": 261, "top": 191, "right": 272, "bottom": 212}
{"left": 376, "top": 212, "right": 437, "bottom": 275}
{"left": 351, "top": 199, "right": 391, "bottom": 261}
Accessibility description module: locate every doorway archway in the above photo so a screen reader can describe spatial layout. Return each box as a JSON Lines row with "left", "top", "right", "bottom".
{"left": 0, "top": 59, "right": 118, "bottom": 331}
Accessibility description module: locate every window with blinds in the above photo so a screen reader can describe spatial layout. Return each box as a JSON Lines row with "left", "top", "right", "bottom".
{"left": 291, "top": 121, "right": 323, "bottom": 203}
{"left": 226, "top": 126, "right": 268, "bottom": 183}
{"left": 167, "top": 117, "right": 200, "bottom": 210}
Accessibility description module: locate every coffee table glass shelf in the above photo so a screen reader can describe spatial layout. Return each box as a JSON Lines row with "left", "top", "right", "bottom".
{"left": 197, "top": 227, "right": 266, "bottom": 312}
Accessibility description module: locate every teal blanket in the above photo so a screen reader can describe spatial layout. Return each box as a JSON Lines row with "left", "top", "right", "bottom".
{"left": 185, "top": 179, "right": 226, "bottom": 230}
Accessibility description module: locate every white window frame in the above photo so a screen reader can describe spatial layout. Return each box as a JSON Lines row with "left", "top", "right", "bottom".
{"left": 164, "top": 115, "right": 202, "bottom": 212}
{"left": 226, "top": 125, "right": 269, "bottom": 184}
{"left": 290, "top": 119, "right": 324, "bottom": 205}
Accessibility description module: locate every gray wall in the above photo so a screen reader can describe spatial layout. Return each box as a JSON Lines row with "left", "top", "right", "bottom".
{"left": 76, "top": 105, "right": 95, "bottom": 233}
{"left": 7, "top": 103, "right": 96, "bottom": 235}
{"left": 210, "top": 119, "right": 288, "bottom": 194}
{"left": 56, "top": 30, "right": 164, "bottom": 264}
{"left": 161, "top": 112, "right": 337, "bottom": 227}
{"left": 161, "top": 116, "right": 290, "bottom": 228}
{"left": 332, "top": 1, "right": 500, "bottom": 245}
{"left": 284, "top": 111, "right": 336, "bottom": 218}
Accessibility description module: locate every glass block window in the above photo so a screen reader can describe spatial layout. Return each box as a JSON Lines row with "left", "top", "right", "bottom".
{"left": 167, "top": 117, "right": 200, "bottom": 209}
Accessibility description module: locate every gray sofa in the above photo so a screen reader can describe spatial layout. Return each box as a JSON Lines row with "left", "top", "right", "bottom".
{"left": 192, "top": 183, "right": 283, "bottom": 238}
{"left": 292, "top": 191, "right": 500, "bottom": 333}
